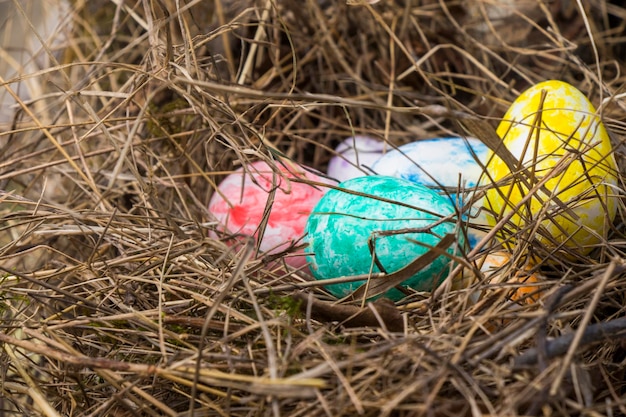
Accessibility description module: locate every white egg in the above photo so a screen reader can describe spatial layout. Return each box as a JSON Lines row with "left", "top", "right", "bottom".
{"left": 327, "top": 135, "right": 385, "bottom": 182}
{"left": 371, "top": 137, "right": 489, "bottom": 190}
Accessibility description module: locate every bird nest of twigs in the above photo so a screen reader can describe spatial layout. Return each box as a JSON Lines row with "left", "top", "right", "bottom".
{"left": 2, "top": 1, "right": 626, "bottom": 416}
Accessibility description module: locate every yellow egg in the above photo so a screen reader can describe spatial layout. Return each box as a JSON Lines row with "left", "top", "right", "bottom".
{"left": 483, "top": 80, "right": 618, "bottom": 256}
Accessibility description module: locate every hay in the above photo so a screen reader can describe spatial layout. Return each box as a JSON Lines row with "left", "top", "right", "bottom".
{"left": 2, "top": 0, "right": 626, "bottom": 415}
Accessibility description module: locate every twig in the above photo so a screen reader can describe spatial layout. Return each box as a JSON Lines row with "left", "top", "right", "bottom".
{"left": 292, "top": 292, "right": 404, "bottom": 332}
{"left": 514, "top": 316, "right": 626, "bottom": 369}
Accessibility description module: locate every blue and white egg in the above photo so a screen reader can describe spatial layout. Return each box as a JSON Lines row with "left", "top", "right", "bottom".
{"left": 327, "top": 135, "right": 386, "bottom": 182}
{"left": 371, "top": 137, "right": 490, "bottom": 248}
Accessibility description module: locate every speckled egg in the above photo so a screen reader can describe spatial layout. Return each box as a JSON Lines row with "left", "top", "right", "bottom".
{"left": 482, "top": 80, "right": 618, "bottom": 255}
{"left": 371, "top": 137, "right": 490, "bottom": 247}
{"left": 305, "top": 176, "right": 462, "bottom": 300}
{"left": 209, "top": 160, "right": 334, "bottom": 269}
{"left": 327, "top": 135, "right": 386, "bottom": 182}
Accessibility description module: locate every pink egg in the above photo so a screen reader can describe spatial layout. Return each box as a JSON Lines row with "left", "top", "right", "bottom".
{"left": 209, "top": 160, "right": 334, "bottom": 269}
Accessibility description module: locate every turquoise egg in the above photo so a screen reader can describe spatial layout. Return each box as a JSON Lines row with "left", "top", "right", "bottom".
{"left": 305, "top": 176, "right": 462, "bottom": 300}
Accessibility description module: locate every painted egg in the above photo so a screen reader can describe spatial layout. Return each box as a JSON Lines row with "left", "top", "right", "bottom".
{"left": 371, "top": 137, "right": 489, "bottom": 189}
{"left": 371, "top": 137, "right": 490, "bottom": 247}
{"left": 305, "top": 176, "right": 462, "bottom": 301}
{"left": 327, "top": 135, "right": 386, "bottom": 182}
{"left": 479, "top": 252, "right": 542, "bottom": 304}
{"left": 453, "top": 251, "right": 543, "bottom": 305}
{"left": 209, "top": 160, "right": 334, "bottom": 269}
{"left": 482, "top": 80, "right": 618, "bottom": 256}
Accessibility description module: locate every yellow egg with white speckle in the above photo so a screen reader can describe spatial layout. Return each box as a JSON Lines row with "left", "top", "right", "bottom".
{"left": 483, "top": 80, "right": 618, "bottom": 256}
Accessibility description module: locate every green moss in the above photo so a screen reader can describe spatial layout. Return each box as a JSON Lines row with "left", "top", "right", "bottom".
{"left": 146, "top": 98, "right": 192, "bottom": 137}
{"left": 267, "top": 293, "right": 302, "bottom": 319}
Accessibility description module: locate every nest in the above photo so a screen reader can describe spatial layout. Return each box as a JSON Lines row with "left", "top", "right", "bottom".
{"left": 2, "top": 0, "right": 626, "bottom": 415}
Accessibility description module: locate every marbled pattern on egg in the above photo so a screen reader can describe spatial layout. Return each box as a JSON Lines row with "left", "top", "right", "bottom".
{"left": 371, "top": 137, "right": 489, "bottom": 189}
{"left": 483, "top": 80, "right": 618, "bottom": 255}
{"left": 209, "top": 160, "right": 334, "bottom": 268}
{"left": 305, "top": 176, "right": 461, "bottom": 300}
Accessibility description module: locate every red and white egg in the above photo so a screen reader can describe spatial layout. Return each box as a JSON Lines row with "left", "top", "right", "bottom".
{"left": 209, "top": 160, "right": 335, "bottom": 269}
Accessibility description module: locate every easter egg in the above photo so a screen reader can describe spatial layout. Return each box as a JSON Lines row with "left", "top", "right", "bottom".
{"left": 371, "top": 137, "right": 490, "bottom": 247}
{"left": 479, "top": 252, "right": 542, "bottom": 304}
{"left": 371, "top": 137, "right": 489, "bottom": 190}
{"left": 305, "top": 176, "right": 462, "bottom": 300}
{"left": 327, "top": 135, "right": 385, "bottom": 182}
{"left": 454, "top": 251, "right": 543, "bottom": 305}
{"left": 209, "top": 160, "right": 334, "bottom": 269}
{"left": 482, "top": 80, "right": 618, "bottom": 256}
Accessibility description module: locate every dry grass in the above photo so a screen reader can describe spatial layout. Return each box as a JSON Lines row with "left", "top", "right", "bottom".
{"left": 2, "top": 0, "right": 626, "bottom": 415}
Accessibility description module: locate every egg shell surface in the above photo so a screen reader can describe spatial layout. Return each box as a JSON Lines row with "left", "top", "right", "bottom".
{"left": 209, "top": 160, "right": 334, "bottom": 269}
{"left": 371, "top": 137, "right": 489, "bottom": 190}
{"left": 480, "top": 252, "right": 542, "bottom": 304}
{"left": 371, "top": 137, "right": 490, "bottom": 247}
{"left": 327, "top": 135, "right": 386, "bottom": 182}
{"left": 305, "top": 175, "right": 461, "bottom": 300}
{"left": 483, "top": 80, "right": 618, "bottom": 255}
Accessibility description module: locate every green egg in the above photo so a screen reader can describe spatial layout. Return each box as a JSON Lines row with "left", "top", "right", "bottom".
{"left": 305, "top": 176, "right": 462, "bottom": 300}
